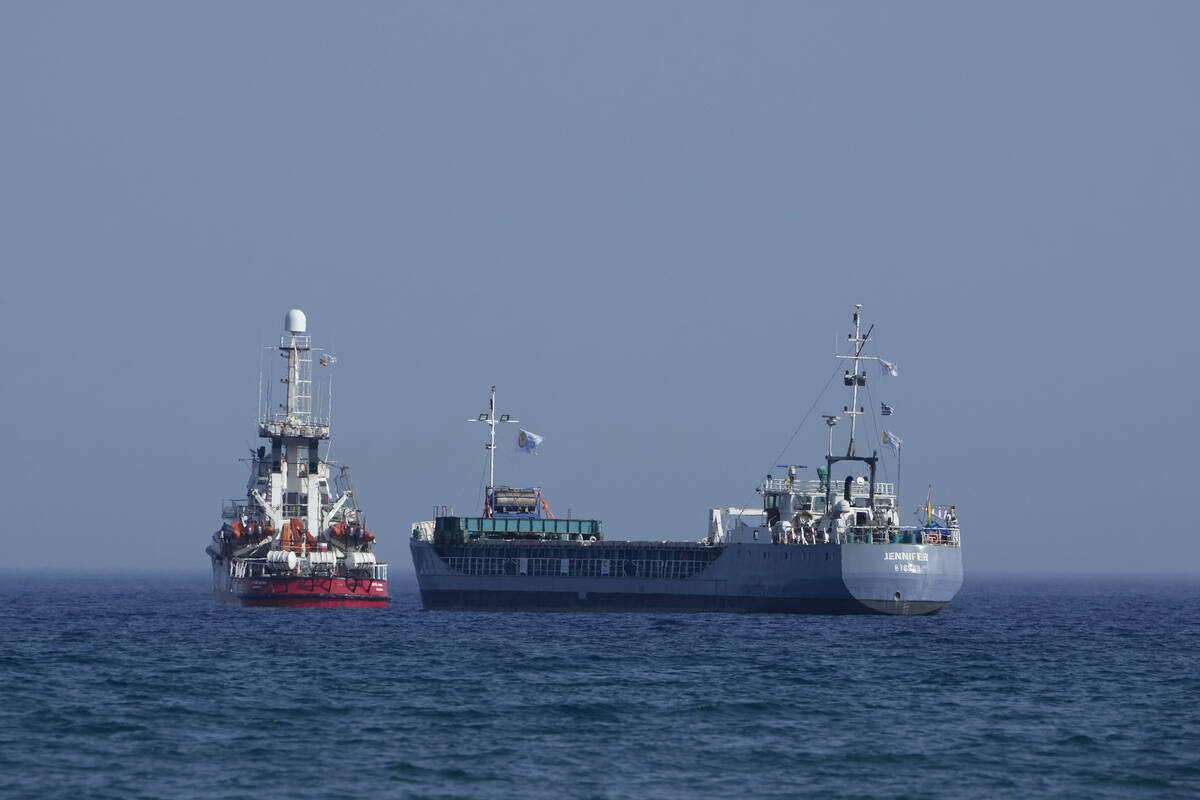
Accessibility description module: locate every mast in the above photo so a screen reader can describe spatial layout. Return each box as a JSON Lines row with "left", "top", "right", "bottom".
{"left": 256, "top": 309, "right": 330, "bottom": 535}
{"left": 469, "top": 386, "right": 518, "bottom": 510}
{"left": 843, "top": 305, "right": 867, "bottom": 456}
{"left": 273, "top": 308, "right": 316, "bottom": 425}
{"left": 823, "top": 415, "right": 840, "bottom": 457}
{"left": 827, "top": 305, "right": 879, "bottom": 512}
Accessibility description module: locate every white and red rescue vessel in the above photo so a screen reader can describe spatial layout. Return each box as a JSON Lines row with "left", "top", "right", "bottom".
{"left": 207, "top": 309, "right": 388, "bottom": 607}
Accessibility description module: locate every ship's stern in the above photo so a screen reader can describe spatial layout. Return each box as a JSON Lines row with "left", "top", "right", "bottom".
{"left": 840, "top": 542, "right": 963, "bottom": 615}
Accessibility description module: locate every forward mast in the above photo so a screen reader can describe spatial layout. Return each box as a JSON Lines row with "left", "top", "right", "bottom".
{"left": 470, "top": 385, "right": 518, "bottom": 517}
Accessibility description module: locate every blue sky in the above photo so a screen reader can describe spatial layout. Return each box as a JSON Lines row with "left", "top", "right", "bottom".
{"left": 2, "top": 2, "right": 1197, "bottom": 577}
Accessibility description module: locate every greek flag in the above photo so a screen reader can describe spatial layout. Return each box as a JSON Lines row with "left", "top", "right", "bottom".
{"left": 881, "top": 402, "right": 895, "bottom": 416}
{"left": 517, "top": 429, "right": 543, "bottom": 453}
{"left": 880, "top": 359, "right": 899, "bottom": 377}
{"left": 882, "top": 430, "right": 902, "bottom": 454}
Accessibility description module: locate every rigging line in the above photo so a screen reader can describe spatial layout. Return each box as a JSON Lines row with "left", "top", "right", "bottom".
{"left": 735, "top": 361, "right": 843, "bottom": 525}
{"left": 863, "top": 381, "right": 889, "bottom": 483}
{"left": 855, "top": 324, "right": 875, "bottom": 358}
{"left": 859, "top": 324, "right": 896, "bottom": 485}
{"left": 324, "top": 361, "right": 335, "bottom": 463}
{"left": 477, "top": 449, "right": 489, "bottom": 512}
{"left": 328, "top": 326, "right": 336, "bottom": 427}
{"left": 257, "top": 340, "right": 265, "bottom": 423}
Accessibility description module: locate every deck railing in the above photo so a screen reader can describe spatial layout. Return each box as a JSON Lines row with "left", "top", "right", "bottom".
{"left": 229, "top": 558, "right": 388, "bottom": 580}
{"left": 839, "top": 527, "right": 960, "bottom": 546}
{"left": 763, "top": 478, "right": 897, "bottom": 497}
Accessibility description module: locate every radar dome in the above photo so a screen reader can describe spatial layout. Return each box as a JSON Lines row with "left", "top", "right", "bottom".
{"left": 285, "top": 309, "right": 307, "bottom": 334}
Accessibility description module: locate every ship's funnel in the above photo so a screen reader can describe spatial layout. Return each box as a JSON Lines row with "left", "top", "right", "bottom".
{"left": 285, "top": 308, "right": 307, "bottom": 334}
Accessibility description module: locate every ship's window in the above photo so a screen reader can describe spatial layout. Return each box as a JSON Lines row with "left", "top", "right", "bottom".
{"left": 813, "top": 498, "right": 826, "bottom": 512}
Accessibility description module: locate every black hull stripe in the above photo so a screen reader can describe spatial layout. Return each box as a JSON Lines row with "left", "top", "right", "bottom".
{"left": 418, "top": 589, "right": 945, "bottom": 616}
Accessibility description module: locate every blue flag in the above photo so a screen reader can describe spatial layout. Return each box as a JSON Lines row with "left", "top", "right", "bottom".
{"left": 881, "top": 402, "right": 894, "bottom": 416}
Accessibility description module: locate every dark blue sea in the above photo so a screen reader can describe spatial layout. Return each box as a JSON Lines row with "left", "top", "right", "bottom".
{"left": 1, "top": 574, "right": 1197, "bottom": 799}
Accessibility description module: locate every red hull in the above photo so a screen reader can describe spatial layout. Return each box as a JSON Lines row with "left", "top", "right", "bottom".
{"left": 213, "top": 568, "right": 389, "bottom": 608}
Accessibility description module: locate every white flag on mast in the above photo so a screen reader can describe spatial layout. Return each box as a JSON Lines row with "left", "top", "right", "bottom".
{"left": 517, "top": 429, "right": 543, "bottom": 453}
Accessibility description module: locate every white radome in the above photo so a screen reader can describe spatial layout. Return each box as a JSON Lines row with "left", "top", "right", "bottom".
{"left": 285, "top": 308, "right": 307, "bottom": 334}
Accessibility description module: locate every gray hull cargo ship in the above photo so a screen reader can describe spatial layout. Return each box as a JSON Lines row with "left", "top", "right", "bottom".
{"left": 411, "top": 307, "right": 963, "bottom": 615}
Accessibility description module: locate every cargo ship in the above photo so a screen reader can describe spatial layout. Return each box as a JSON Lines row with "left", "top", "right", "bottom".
{"left": 410, "top": 306, "right": 962, "bottom": 615}
{"left": 207, "top": 309, "right": 388, "bottom": 607}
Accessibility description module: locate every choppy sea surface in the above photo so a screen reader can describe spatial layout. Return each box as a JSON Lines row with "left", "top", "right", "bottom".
{"left": 1, "top": 573, "right": 1197, "bottom": 799}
